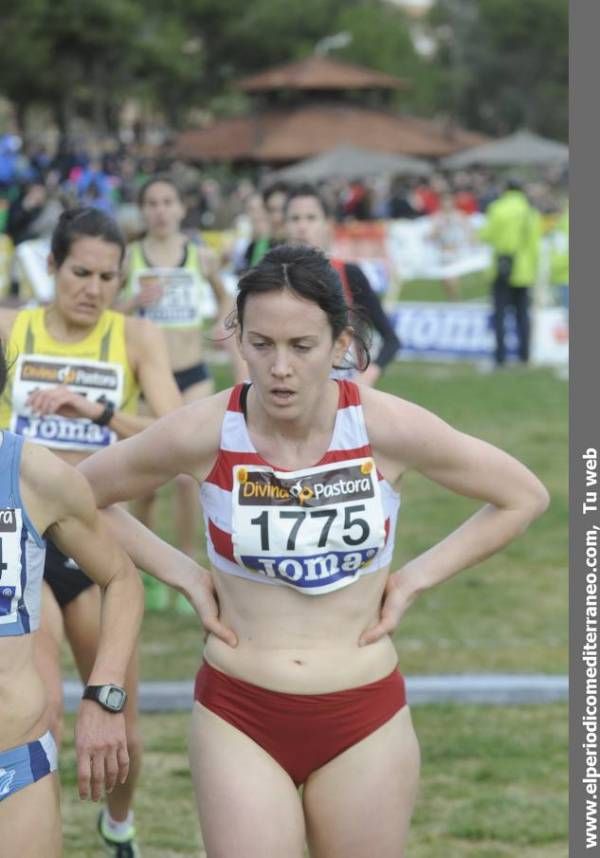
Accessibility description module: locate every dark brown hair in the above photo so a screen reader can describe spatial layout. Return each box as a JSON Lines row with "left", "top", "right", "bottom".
{"left": 51, "top": 208, "right": 126, "bottom": 266}
{"left": 235, "top": 244, "right": 371, "bottom": 371}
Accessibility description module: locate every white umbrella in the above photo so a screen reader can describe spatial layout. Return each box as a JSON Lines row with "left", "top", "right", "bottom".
{"left": 441, "top": 130, "right": 568, "bottom": 169}
{"left": 270, "top": 144, "right": 432, "bottom": 181}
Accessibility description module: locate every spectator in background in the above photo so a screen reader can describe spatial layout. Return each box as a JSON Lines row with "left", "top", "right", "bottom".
{"left": 6, "top": 173, "right": 66, "bottom": 302}
{"left": 70, "top": 157, "right": 115, "bottom": 213}
{"left": 428, "top": 192, "right": 473, "bottom": 300}
{"left": 6, "top": 171, "right": 66, "bottom": 246}
{"left": 341, "top": 180, "right": 371, "bottom": 220}
{"left": 6, "top": 181, "right": 52, "bottom": 246}
{"left": 451, "top": 172, "right": 479, "bottom": 215}
{"left": 474, "top": 170, "right": 501, "bottom": 212}
{"left": 180, "top": 186, "right": 208, "bottom": 237}
{"left": 413, "top": 174, "right": 443, "bottom": 216}
{"left": 285, "top": 183, "right": 401, "bottom": 387}
{"left": 236, "top": 192, "right": 272, "bottom": 273}
{"left": 388, "top": 178, "right": 420, "bottom": 220}
{"left": 263, "top": 181, "right": 289, "bottom": 245}
{"left": 230, "top": 181, "right": 289, "bottom": 269}
{"left": 479, "top": 179, "right": 541, "bottom": 369}
{"left": 548, "top": 199, "right": 569, "bottom": 310}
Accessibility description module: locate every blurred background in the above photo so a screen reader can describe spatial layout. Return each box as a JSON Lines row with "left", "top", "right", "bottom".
{"left": 0, "top": 2, "right": 568, "bottom": 856}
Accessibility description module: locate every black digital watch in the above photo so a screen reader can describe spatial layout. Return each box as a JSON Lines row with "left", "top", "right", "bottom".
{"left": 82, "top": 684, "right": 127, "bottom": 713}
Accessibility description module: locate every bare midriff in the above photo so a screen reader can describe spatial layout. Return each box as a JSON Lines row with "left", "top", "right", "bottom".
{"left": 163, "top": 328, "right": 206, "bottom": 373}
{"left": 203, "top": 562, "right": 399, "bottom": 694}
{"left": 0, "top": 636, "right": 48, "bottom": 751}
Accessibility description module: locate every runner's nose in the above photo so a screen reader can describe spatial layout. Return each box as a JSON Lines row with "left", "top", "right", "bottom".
{"left": 271, "top": 348, "right": 292, "bottom": 378}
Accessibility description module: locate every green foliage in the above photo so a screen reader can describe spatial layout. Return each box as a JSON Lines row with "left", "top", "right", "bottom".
{"left": 335, "top": 1, "right": 442, "bottom": 113}
{"left": 428, "top": 0, "right": 568, "bottom": 139}
{"left": 0, "top": 0, "right": 567, "bottom": 141}
{"left": 0, "top": 0, "right": 199, "bottom": 131}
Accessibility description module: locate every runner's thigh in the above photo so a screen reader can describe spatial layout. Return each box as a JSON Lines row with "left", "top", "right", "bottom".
{"left": 0, "top": 772, "right": 62, "bottom": 858}
{"left": 62, "top": 584, "right": 102, "bottom": 680}
{"left": 189, "top": 703, "right": 305, "bottom": 858}
{"left": 303, "top": 706, "right": 420, "bottom": 858}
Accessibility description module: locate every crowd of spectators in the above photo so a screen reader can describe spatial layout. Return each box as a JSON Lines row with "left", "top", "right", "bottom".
{"left": 0, "top": 131, "right": 568, "bottom": 301}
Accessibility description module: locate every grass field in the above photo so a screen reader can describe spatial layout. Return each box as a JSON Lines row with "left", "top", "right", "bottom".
{"left": 59, "top": 356, "right": 568, "bottom": 855}
{"left": 61, "top": 703, "right": 568, "bottom": 857}
{"left": 397, "top": 270, "right": 491, "bottom": 304}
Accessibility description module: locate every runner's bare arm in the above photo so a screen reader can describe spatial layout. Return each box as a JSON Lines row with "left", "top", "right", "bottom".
{"left": 22, "top": 443, "right": 143, "bottom": 686}
{"left": 20, "top": 444, "right": 144, "bottom": 798}
{"left": 125, "top": 316, "right": 182, "bottom": 419}
{"left": 101, "top": 504, "right": 236, "bottom": 646}
{"left": 198, "top": 245, "right": 231, "bottom": 317}
{"left": 359, "top": 389, "right": 549, "bottom": 643}
{"left": 78, "top": 390, "right": 229, "bottom": 507}
{"left": 78, "top": 392, "right": 237, "bottom": 646}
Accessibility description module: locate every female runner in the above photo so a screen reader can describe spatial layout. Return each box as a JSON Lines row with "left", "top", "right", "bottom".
{"left": 0, "top": 340, "right": 143, "bottom": 858}
{"left": 119, "top": 175, "right": 245, "bottom": 561}
{"left": 80, "top": 244, "right": 548, "bottom": 857}
{"left": 0, "top": 207, "right": 181, "bottom": 856}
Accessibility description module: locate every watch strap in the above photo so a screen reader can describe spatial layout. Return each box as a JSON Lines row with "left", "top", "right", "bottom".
{"left": 93, "top": 400, "right": 115, "bottom": 426}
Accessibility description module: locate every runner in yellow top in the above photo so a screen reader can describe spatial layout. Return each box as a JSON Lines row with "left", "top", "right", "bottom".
{"left": 119, "top": 175, "right": 245, "bottom": 563}
{"left": 0, "top": 306, "right": 140, "bottom": 453}
{"left": 0, "top": 207, "right": 182, "bottom": 857}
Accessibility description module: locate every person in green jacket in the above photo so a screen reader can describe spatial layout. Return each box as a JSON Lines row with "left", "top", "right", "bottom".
{"left": 549, "top": 204, "right": 569, "bottom": 309}
{"left": 479, "top": 180, "right": 541, "bottom": 367}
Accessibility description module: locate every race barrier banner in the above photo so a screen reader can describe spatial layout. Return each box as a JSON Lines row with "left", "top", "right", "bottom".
{"left": 386, "top": 215, "right": 492, "bottom": 282}
{"left": 388, "top": 301, "right": 568, "bottom": 366}
{"left": 331, "top": 221, "right": 391, "bottom": 293}
{"left": 332, "top": 216, "right": 492, "bottom": 291}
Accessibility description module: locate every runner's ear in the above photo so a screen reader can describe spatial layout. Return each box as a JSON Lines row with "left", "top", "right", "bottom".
{"left": 332, "top": 328, "right": 352, "bottom": 365}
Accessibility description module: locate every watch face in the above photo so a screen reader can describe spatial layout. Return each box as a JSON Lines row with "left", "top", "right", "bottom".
{"left": 103, "top": 687, "right": 126, "bottom": 711}
{"left": 106, "top": 688, "right": 125, "bottom": 710}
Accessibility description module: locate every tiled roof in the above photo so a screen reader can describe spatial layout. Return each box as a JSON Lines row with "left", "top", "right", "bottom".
{"left": 175, "top": 105, "right": 487, "bottom": 163}
{"left": 238, "top": 56, "right": 408, "bottom": 92}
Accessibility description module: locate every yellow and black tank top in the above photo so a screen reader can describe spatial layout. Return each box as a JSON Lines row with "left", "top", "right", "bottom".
{"left": 0, "top": 307, "right": 139, "bottom": 453}
{"left": 123, "top": 241, "right": 208, "bottom": 329}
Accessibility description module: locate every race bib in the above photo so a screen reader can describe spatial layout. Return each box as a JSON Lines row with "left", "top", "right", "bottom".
{"left": 10, "top": 354, "right": 124, "bottom": 452}
{"left": 0, "top": 508, "right": 22, "bottom": 623}
{"left": 231, "top": 458, "right": 386, "bottom": 594}
{"left": 135, "top": 268, "right": 203, "bottom": 328}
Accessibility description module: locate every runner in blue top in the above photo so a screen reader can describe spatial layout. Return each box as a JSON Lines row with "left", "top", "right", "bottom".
{"left": 0, "top": 339, "right": 143, "bottom": 858}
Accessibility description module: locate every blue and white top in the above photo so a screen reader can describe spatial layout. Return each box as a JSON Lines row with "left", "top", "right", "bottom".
{"left": 0, "top": 432, "right": 45, "bottom": 636}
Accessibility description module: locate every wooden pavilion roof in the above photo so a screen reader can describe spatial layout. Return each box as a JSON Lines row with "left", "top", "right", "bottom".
{"left": 176, "top": 104, "right": 487, "bottom": 163}
{"left": 238, "top": 55, "right": 409, "bottom": 92}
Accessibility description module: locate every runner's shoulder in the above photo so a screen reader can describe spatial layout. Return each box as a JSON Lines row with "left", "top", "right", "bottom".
{"left": 153, "top": 388, "right": 231, "bottom": 475}
{"left": 0, "top": 306, "right": 21, "bottom": 339}
{"left": 179, "top": 387, "right": 231, "bottom": 432}
{"left": 19, "top": 442, "right": 92, "bottom": 527}
{"left": 360, "top": 385, "right": 444, "bottom": 453}
{"left": 123, "top": 314, "right": 167, "bottom": 350}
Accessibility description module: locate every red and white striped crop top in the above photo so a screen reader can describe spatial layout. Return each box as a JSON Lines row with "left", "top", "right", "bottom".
{"left": 199, "top": 380, "right": 400, "bottom": 595}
